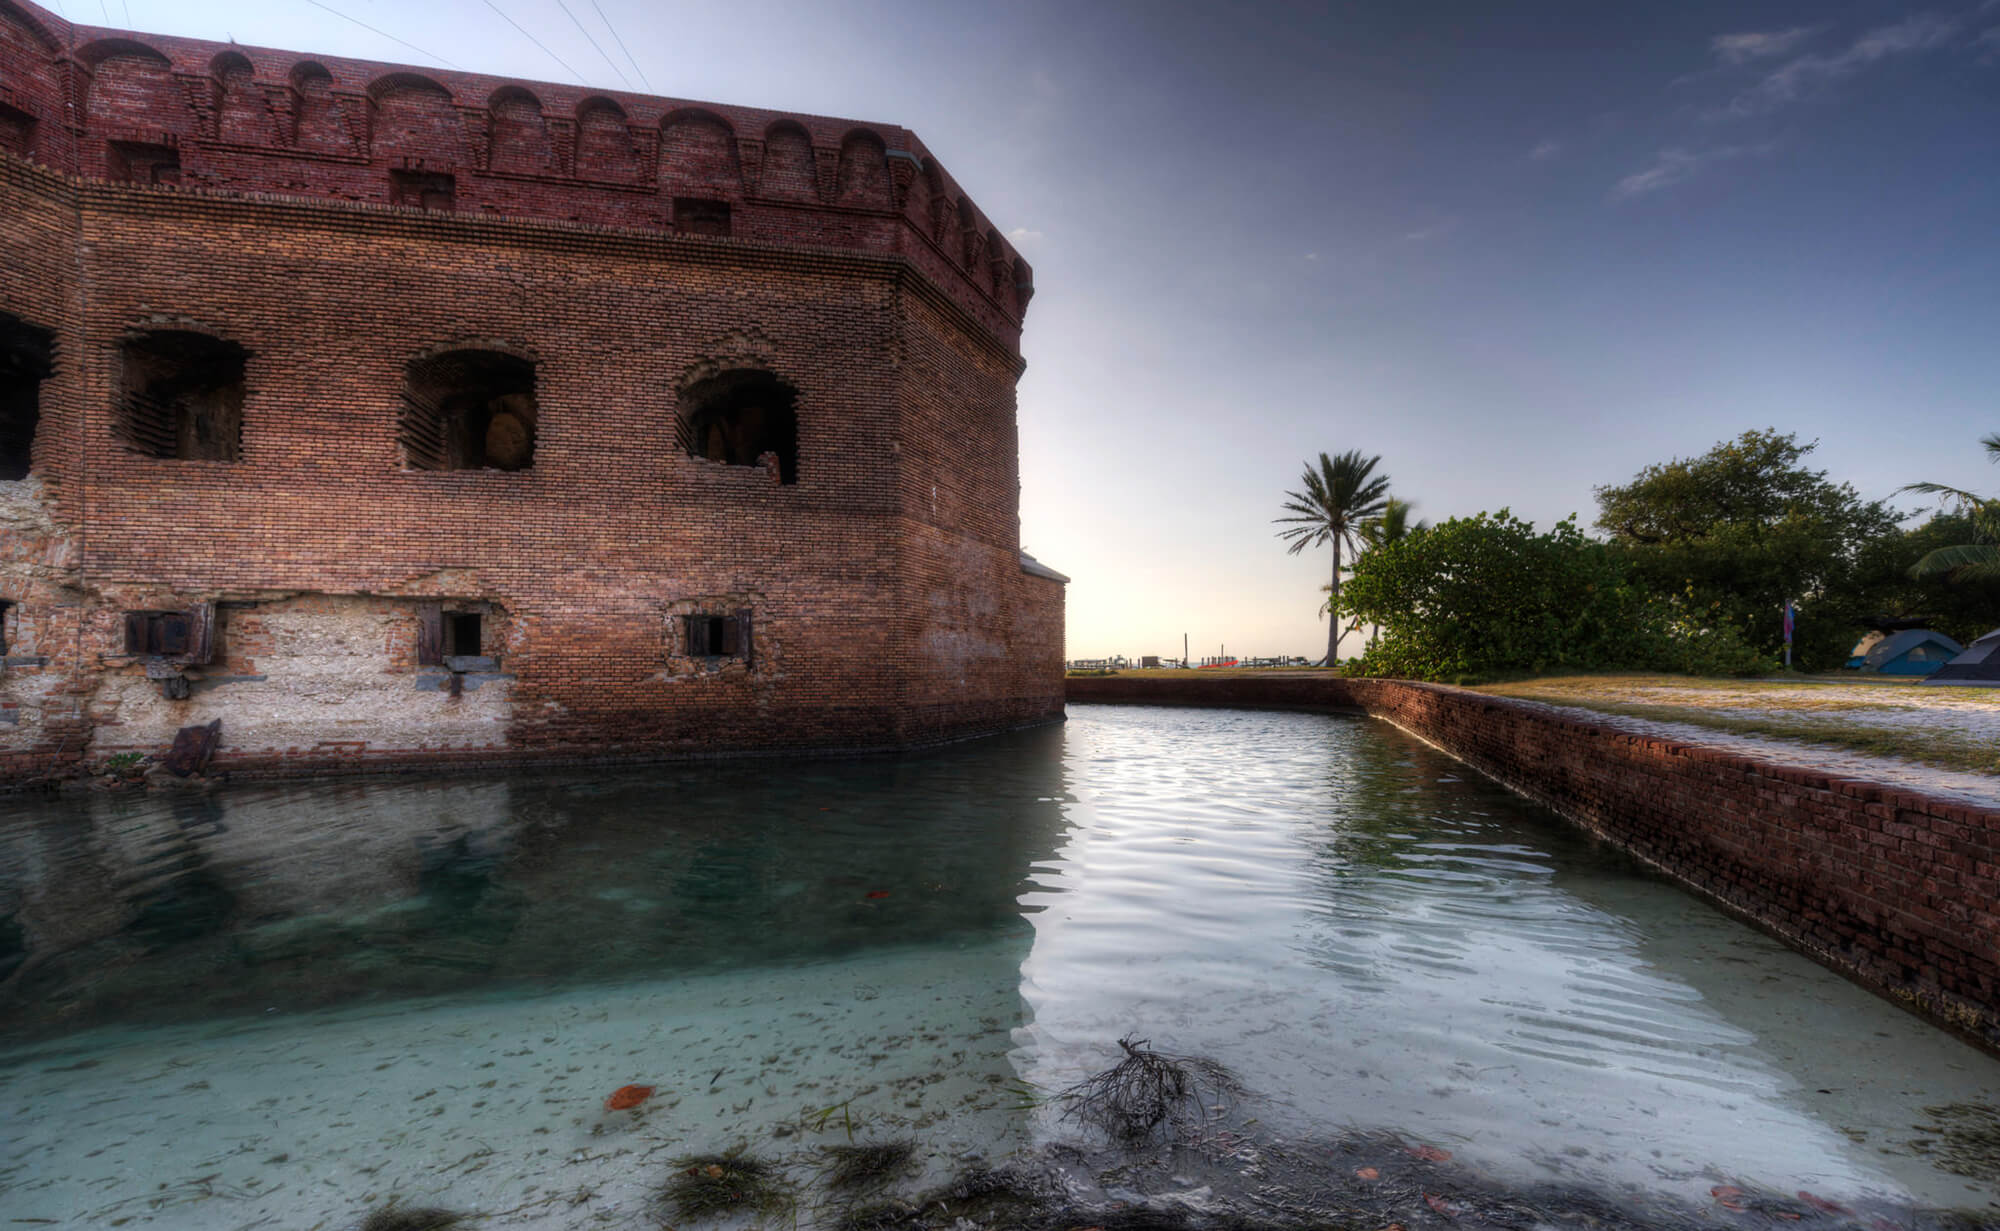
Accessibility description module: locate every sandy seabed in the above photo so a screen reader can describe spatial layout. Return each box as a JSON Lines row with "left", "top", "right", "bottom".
{"left": 0, "top": 941, "right": 1030, "bottom": 1230}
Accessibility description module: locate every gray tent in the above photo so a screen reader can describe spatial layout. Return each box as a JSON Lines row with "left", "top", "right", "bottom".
{"left": 1923, "top": 628, "right": 2000, "bottom": 686}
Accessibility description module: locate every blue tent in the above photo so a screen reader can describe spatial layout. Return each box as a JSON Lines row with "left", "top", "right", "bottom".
{"left": 1859, "top": 629, "right": 1963, "bottom": 676}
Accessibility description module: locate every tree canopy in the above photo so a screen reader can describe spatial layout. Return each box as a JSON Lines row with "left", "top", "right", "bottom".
{"left": 1851, "top": 510, "right": 2000, "bottom": 644}
{"left": 1901, "top": 432, "right": 2000, "bottom": 585}
{"left": 1594, "top": 430, "right": 1901, "bottom": 668}
{"left": 1298, "top": 427, "right": 1995, "bottom": 681}
{"left": 1333, "top": 511, "right": 1767, "bottom": 682}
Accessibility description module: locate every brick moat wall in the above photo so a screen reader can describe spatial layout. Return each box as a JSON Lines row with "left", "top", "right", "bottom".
{"left": 1067, "top": 675, "right": 2000, "bottom": 1051}
{"left": 0, "top": 0, "right": 1063, "bottom": 779}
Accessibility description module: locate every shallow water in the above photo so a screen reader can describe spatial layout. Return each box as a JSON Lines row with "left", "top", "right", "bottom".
{"left": 1, "top": 704, "right": 1996, "bottom": 1228}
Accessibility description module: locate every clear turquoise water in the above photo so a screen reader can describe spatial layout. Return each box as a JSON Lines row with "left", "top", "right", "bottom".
{"left": 0, "top": 705, "right": 1995, "bottom": 1228}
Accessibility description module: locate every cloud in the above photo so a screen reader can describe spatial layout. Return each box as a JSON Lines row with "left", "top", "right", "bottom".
{"left": 1529, "top": 139, "right": 1562, "bottom": 161}
{"left": 1848, "top": 12, "right": 1960, "bottom": 58}
{"left": 1007, "top": 227, "right": 1044, "bottom": 241}
{"left": 1611, "top": 144, "right": 1768, "bottom": 198}
{"left": 1723, "top": 13, "right": 1961, "bottom": 116}
{"left": 1711, "top": 26, "right": 1816, "bottom": 64}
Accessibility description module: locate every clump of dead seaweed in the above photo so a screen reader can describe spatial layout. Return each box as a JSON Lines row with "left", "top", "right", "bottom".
{"left": 358, "top": 1204, "right": 469, "bottom": 1231}
{"left": 665, "top": 1147, "right": 794, "bottom": 1221}
{"left": 1058, "top": 1035, "right": 1238, "bottom": 1142}
{"left": 1917, "top": 1102, "right": 2000, "bottom": 1181}
{"left": 831, "top": 1167, "right": 1051, "bottom": 1231}
{"left": 822, "top": 1139, "right": 918, "bottom": 1193}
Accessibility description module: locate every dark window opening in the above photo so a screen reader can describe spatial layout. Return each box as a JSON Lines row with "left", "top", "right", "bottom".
{"left": 673, "top": 197, "right": 731, "bottom": 236}
{"left": 0, "top": 101, "right": 36, "bottom": 160}
{"left": 445, "top": 612, "right": 482, "bottom": 657}
{"left": 391, "top": 169, "right": 456, "bottom": 211}
{"left": 109, "top": 140, "right": 181, "bottom": 185}
{"left": 676, "top": 369, "right": 799, "bottom": 484}
{"left": 118, "top": 331, "right": 248, "bottom": 461}
{"left": 400, "top": 350, "right": 536, "bottom": 472}
{"left": 416, "top": 603, "right": 493, "bottom": 669}
{"left": 0, "top": 600, "right": 13, "bottom": 655}
{"left": 0, "top": 312, "right": 55, "bottom": 480}
{"left": 123, "top": 604, "right": 215, "bottom": 662}
{"left": 683, "top": 609, "right": 754, "bottom": 664}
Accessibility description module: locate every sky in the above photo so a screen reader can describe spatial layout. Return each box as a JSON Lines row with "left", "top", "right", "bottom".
{"left": 58, "top": 0, "right": 2000, "bottom": 660}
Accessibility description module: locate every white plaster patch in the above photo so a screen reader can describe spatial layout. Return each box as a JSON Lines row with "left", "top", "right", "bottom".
{"left": 90, "top": 595, "right": 514, "bottom": 761}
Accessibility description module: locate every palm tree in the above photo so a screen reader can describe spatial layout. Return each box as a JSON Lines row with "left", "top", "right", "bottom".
{"left": 1902, "top": 433, "right": 2000, "bottom": 582}
{"left": 1358, "top": 497, "right": 1428, "bottom": 552}
{"left": 1276, "top": 450, "right": 1391, "bottom": 666}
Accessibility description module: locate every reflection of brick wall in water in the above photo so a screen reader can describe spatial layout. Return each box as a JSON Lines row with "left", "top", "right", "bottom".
{"left": 0, "top": 0, "right": 1064, "bottom": 780}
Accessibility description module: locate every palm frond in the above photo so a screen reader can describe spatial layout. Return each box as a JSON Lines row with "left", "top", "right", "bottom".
{"left": 1359, "top": 497, "right": 1428, "bottom": 551}
{"left": 1909, "top": 543, "right": 2000, "bottom": 582}
{"left": 1898, "top": 480, "right": 1988, "bottom": 506}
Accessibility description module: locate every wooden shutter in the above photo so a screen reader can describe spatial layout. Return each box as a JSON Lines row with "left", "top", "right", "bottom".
{"left": 685, "top": 613, "right": 709, "bottom": 657}
{"left": 182, "top": 602, "right": 216, "bottom": 665}
{"left": 416, "top": 602, "right": 444, "bottom": 666}
{"left": 718, "top": 615, "right": 739, "bottom": 657}
{"left": 673, "top": 407, "right": 697, "bottom": 458}
{"left": 124, "top": 611, "right": 148, "bottom": 654}
{"left": 398, "top": 389, "right": 448, "bottom": 471}
{"left": 119, "top": 390, "right": 180, "bottom": 456}
{"left": 156, "top": 614, "right": 189, "bottom": 657}
{"left": 735, "top": 608, "right": 753, "bottom": 667}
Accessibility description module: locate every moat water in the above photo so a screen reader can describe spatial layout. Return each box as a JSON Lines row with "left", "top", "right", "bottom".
{"left": 1, "top": 705, "right": 1997, "bottom": 1229}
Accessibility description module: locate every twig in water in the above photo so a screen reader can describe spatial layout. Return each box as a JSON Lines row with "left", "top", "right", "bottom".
{"left": 1058, "top": 1035, "right": 1238, "bottom": 1143}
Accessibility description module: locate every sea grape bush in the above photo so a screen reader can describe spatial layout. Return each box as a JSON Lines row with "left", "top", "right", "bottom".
{"left": 1334, "top": 511, "right": 1769, "bottom": 682}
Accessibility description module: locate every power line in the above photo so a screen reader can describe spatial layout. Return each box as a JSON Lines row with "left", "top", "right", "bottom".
{"left": 553, "top": 0, "right": 629, "bottom": 89}
{"left": 300, "top": 0, "right": 464, "bottom": 69}
{"left": 482, "top": 0, "right": 586, "bottom": 84}
{"left": 590, "top": 0, "right": 653, "bottom": 93}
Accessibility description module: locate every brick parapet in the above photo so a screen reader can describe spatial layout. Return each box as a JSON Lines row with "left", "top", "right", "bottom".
{"left": 1066, "top": 674, "right": 2000, "bottom": 1052}
{"left": 0, "top": 0, "right": 1027, "bottom": 345}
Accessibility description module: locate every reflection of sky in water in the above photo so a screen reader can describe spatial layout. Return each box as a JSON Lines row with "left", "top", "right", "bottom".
{"left": 0, "top": 707, "right": 1996, "bottom": 1227}
{"left": 1017, "top": 706, "right": 2000, "bottom": 1208}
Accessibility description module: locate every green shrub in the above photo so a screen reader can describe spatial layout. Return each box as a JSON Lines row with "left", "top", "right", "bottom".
{"left": 1336, "top": 511, "right": 1774, "bottom": 681}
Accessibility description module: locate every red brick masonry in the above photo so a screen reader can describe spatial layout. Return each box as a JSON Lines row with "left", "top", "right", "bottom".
{"left": 0, "top": 0, "right": 1064, "bottom": 781}
{"left": 1067, "top": 675, "right": 2000, "bottom": 1052}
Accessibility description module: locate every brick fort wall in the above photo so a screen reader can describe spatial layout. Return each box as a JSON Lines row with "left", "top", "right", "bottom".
{"left": 0, "top": 0, "right": 1064, "bottom": 779}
